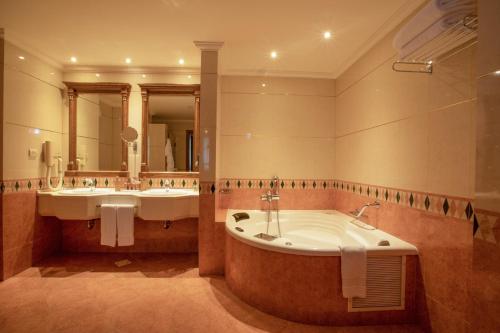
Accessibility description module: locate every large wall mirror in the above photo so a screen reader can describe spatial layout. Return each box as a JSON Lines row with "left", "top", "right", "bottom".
{"left": 139, "top": 84, "right": 200, "bottom": 175}
{"left": 63, "top": 82, "right": 131, "bottom": 176}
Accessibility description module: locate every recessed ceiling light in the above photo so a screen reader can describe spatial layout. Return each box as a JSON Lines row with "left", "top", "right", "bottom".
{"left": 270, "top": 51, "right": 278, "bottom": 59}
{"left": 494, "top": 70, "right": 500, "bottom": 75}
{"left": 49, "top": 72, "right": 54, "bottom": 75}
{"left": 187, "top": 75, "right": 192, "bottom": 79}
{"left": 178, "top": 58, "right": 185, "bottom": 65}
{"left": 261, "top": 83, "right": 266, "bottom": 87}
{"left": 70, "top": 56, "right": 77, "bottom": 63}
{"left": 142, "top": 74, "right": 147, "bottom": 78}
{"left": 18, "top": 55, "right": 25, "bottom": 60}
{"left": 323, "top": 31, "right": 332, "bottom": 39}
{"left": 95, "top": 73, "right": 100, "bottom": 77}
{"left": 125, "top": 57, "right": 132, "bottom": 64}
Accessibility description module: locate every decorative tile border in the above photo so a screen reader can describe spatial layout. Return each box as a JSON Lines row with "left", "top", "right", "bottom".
{"left": 1, "top": 176, "right": 475, "bottom": 223}
{"left": 0, "top": 176, "right": 199, "bottom": 193}
{"left": 218, "top": 179, "right": 335, "bottom": 190}
{"left": 333, "top": 180, "right": 474, "bottom": 222}
{"left": 218, "top": 178, "right": 474, "bottom": 222}
{"left": 474, "top": 209, "right": 500, "bottom": 244}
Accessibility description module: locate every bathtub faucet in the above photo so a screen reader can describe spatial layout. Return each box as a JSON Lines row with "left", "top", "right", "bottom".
{"left": 350, "top": 201, "right": 381, "bottom": 218}
{"left": 260, "top": 176, "right": 282, "bottom": 237}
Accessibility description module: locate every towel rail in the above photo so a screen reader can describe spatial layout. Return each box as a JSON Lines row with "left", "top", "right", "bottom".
{"left": 393, "top": 15, "right": 477, "bottom": 74}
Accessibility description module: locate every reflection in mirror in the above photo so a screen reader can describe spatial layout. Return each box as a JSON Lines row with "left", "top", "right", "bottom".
{"left": 77, "top": 93, "right": 123, "bottom": 171}
{"left": 148, "top": 95, "right": 195, "bottom": 172}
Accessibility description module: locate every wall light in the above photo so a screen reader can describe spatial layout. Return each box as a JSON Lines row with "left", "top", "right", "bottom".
{"left": 142, "top": 74, "right": 147, "bottom": 78}
{"left": 261, "top": 83, "right": 266, "bottom": 87}
{"left": 95, "top": 73, "right": 100, "bottom": 77}
{"left": 70, "top": 56, "right": 77, "bottom": 63}
{"left": 270, "top": 51, "right": 278, "bottom": 59}
{"left": 179, "top": 58, "right": 185, "bottom": 65}
{"left": 125, "top": 57, "right": 132, "bottom": 64}
{"left": 323, "top": 31, "right": 332, "bottom": 39}
{"left": 494, "top": 70, "right": 500, "bottom": 76}
{"left": 18, "top": 55, "right": 25, "bottom": 60}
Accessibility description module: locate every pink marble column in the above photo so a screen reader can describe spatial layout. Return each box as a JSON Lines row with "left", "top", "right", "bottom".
{"left": 194, "top": 41, "right": 225, "bottom": 275}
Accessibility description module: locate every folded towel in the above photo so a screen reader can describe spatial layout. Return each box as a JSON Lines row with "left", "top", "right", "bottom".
{"left": 341, "top": 246, "right": 367, "bottom": 298}
{"left": 100, "top": 204, "right": 117, "bottom": 247}
{"left": 116, "top": 204, "right": 135, "bottom": 246}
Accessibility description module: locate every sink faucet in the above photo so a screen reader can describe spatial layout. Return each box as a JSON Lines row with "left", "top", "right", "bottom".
{"left": 84, "top": 178, "right": 95, "bottom": 191}
{"left": 260, "top": 176, "right": 281, "bottom": 237}
{"left": 350, "top": 201, "right": 381, "bottom": 218}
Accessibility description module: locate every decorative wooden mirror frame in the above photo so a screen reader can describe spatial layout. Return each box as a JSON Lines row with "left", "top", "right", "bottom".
{"left": 63, "top": 82, "right": 132, "bottom": 177}
{"left": 138, "top": 83, "right": 200, "bottom": 176}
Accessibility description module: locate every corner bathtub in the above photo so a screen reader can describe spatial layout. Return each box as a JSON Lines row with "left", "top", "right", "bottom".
{"left": 225, "top": 210, "right": 419, "bottom": 326}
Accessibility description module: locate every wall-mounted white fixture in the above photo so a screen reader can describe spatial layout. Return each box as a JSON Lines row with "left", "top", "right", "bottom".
{"left": 42, "top": 140, "right": 63, "bottom": 191}
{"left": 28, "top": 148, "right": 38, "bottom": 160}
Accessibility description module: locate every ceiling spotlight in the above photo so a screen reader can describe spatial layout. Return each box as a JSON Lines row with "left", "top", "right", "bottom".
{"left": 95, "top": 73, "right": 100, "bottom": 77}
{"left": 178, "top": 58, "right": 185, "bottom": 65}
{"left": 494, "top": 70, "right": 500, "bottom": 76}
{"left": 323, "top": 31, "right": 332, "bottom": 39}
{"left": 270, "top": 51, "right": 278, "bottom": 59}
{"left": 261, "top": 83, "right": 266, "bottom": 87}
{"left": 50, "top": 72, "right": 54, "bottom": 75}
{"left": 142, "top": 74, "right": 147, "bottom": 78}
{"left": 125, "top": 57, "right": 132, "bottom": 64}
{"left": 18, "top": 55, "right": 25, "bottom": 60}
{"left": 187, "top": 75, "right": 192, "bottom": 79}
{"left": 70, "top": 56, "right": 77, "bottom": 63}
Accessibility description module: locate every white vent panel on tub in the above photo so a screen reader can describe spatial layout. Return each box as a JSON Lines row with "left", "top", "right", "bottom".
{"left": 348, "top": 256, "right": 406, "bottom": 312}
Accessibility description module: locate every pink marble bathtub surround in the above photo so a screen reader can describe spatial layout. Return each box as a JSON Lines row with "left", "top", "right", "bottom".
{"left": 61, "top": 218, "right": 198, "bottom": 253}
{"left": 334, "top": 190, "right": 472, "bottom": 332}
{"left": 219, "top": 188, "right": 336, "bottom": 210}
{"left": 226, "top": 233, "right": 418, "bottom": 326}
{"left": 2, "top": 191, "right": 61, "bottom": 280}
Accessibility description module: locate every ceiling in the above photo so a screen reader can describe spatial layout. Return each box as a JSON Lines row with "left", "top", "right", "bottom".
{"left": 149, "top": 95, "right": 195, "bottom": 120}
{"left": 0, "top": 0, "right": 424, "bottom": 78}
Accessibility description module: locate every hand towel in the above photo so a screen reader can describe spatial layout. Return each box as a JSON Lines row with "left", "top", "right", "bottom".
{"left": 116, "top": 204, "right": 135, "bottom": 246}
{"left": 100, "top": 204, "right": 117, "bottom": 247}
{"left": 341, "top": 246, "right": 367, "bottom": 298}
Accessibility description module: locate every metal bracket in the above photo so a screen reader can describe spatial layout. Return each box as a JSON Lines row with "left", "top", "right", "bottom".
{"left": 87, "top": 219, "right": 96, "bottom": 230}
{"left": 163, "top": 220, "right": 172, "bottom": 229}
{"left": 392, "top": 61, "right": 433, "bottom": 74}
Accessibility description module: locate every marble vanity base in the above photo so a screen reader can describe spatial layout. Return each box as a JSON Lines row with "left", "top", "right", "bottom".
{"left": 60, "top": 218, "right": 198, "bottom": 253}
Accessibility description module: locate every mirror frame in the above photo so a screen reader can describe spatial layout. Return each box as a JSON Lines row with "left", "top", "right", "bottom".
{"left": 63, "top": 82, "right": 132, "bottom": 177}
{"left": 138, "top": 83, "right": 200, "bottom": 176}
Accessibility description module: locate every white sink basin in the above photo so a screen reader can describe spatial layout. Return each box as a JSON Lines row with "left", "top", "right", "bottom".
{"left": 58, "top": 188, "right": 114, "bottom": 196}
{"left": 140, "top": 188, "right": 197, "bottom": 196}
{"left": 38, "top": 187, "right": 198, "bottom": 221}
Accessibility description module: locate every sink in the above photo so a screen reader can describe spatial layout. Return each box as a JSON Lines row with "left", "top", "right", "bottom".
{"left": 58, "top": 188, "right": 114, "bottom": 196}
{"left": 140, "top": 188, "right": 197, "bottom": 196}
{"left": 38, "top": 187, "right": 199, "bottom": 221}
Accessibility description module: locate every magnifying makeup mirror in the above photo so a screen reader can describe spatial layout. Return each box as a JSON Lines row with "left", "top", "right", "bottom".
{"left": 121, "top": 126, "right": 138, "bottom": 143}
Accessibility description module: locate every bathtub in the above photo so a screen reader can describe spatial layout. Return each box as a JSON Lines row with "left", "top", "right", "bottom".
{"left": 225, "top": 209, "right": 419, "bottom": 326}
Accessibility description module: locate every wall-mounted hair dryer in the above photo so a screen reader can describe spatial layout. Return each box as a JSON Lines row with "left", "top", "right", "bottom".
{"left": 42, "top": 140, "right": 63, "bottom": 191}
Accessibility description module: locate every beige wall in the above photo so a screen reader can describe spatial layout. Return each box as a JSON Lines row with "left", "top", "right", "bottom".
{"left": 219, "top": 76, "right": 335, "bottom": 179}
{"left": 335, "top": 31, "right": 476, "bottom": 198}
{"left": 2, "top": 41, "right": 65, "bottom": 180}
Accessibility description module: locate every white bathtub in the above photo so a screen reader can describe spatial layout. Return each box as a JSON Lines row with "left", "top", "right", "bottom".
{"left": 225, "top": 209, "right": 417, "bottom": 256}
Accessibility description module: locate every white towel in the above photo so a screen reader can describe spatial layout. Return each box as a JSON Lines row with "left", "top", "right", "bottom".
{"left": 341, "top": 246, "right": 367, "bottom": 298}
{"left": 100, "top": 204, "right": 117, "bottom": 247}
{"left": 165, "top": 138, "right": 175, "bottom": 171}
{"left": 116, "top": 204, "right": 135, "bottom": 246}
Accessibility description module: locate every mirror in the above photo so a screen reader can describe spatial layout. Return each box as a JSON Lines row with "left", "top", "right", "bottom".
{"left": 77, "top": 93, "right": 123, "bottom": 171}
{"left": 148, "top": 95, "right": 195, "bottom": 172}
{"left": 122, "top": 126, "right": 138, "bottom": 143}
{"left": 63, "top": 82, "right": 131, "bottom": 175}
{"left": 139, "top": 84, "right": 200, "bottom": 174}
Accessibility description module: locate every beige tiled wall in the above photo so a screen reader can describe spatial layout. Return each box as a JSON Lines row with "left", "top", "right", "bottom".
{"left": 219, "top": 76, "right": 335, "bottom": 179}
{"left": 335, "top": 41, "right": 476, "bottom": 198}
{"left": 2, "top": 41, "right": 65, "bottom": 180}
